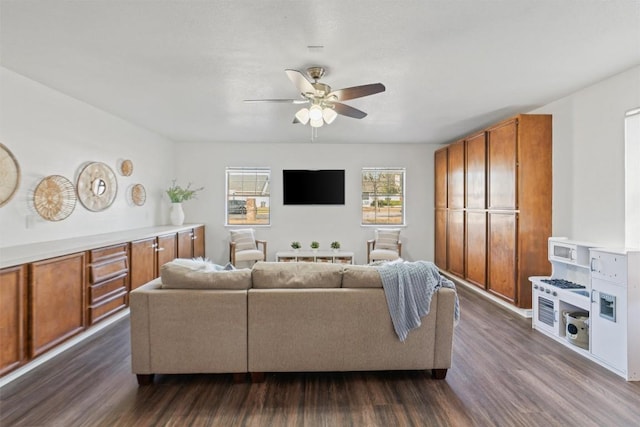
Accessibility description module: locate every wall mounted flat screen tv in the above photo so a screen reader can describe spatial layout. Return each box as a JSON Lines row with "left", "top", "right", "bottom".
{"left": 283, "top": 169, "right": 345, "bottom": 205}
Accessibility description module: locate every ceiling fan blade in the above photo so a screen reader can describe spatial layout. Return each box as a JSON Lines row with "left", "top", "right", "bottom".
{"left": 285, "top": 69, "right": 316, "bottom": 95}
{"left": 244, "top": 99, "right": 308, "bottom": 104}
{"left": 333, "top": 102, "right": 367, "bottom": 119}
{"left": 328, "top": 83, "right": 386, "bottom": 101}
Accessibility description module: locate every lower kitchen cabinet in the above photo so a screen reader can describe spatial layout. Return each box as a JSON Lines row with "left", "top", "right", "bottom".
{"left": 0, "top": 265, "right": 27, "bottom": 375}
{"left": 30, "top": 252, "right": 86, "bottom": 358}
{"left": 89, "top": 244, "right": 129, "bottom": 325}
{"left": 130, "top": 237, "right": 158, "bottom": 291}
{"left": 0, "top": 224, "right": 205, "bottom": 378}
{"left": 177, "top": 225, "right": 205, "bottom": 259}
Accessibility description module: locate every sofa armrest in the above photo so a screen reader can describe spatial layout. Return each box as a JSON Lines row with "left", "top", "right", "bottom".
{"left": 130, "top": 279, "right": 248, "bottom": 375}
{"left": 432, "top": 288, "right": 456, "bottom": 369}
{"left": 256, "top": 240, "right": 267, "bottom": 261}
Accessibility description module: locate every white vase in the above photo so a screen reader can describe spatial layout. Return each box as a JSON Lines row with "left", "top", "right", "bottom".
{"left": 170, "top": 202, "right": 185, "bottom": 225}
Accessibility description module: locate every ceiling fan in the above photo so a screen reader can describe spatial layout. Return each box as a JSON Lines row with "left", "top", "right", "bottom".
{"left": 244, "top": 67, "right": 386, "bottom": 128}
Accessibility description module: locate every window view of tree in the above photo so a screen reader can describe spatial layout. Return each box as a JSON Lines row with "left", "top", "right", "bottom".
{"left": 226, "top": 167, "right": 270, "bottom": 225}
{"left": 361, "top": 168, "right": 405, "bottom": 225}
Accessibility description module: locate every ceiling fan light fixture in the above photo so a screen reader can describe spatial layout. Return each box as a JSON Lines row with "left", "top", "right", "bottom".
{"left": 310, "top": 118, "right": 324, "bottom": 128}
{"left": 322, "top": 108, "right": 337, "bottom": 124}
{"left": 309, "top": 104, "right": 323, "bottom": 121}
{"left": 295, "top": 108, "right": 310, "bottom": 125}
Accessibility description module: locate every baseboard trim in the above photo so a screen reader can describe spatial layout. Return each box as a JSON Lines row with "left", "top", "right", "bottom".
{"left": 0, "top": 309, "right": 130, "bottom": 389}
{"left": 440, "top": 271, "right": 532, "bottom": 319}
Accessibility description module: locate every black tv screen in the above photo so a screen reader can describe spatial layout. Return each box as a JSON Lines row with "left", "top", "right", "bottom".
{"left": 283, "top": 169, "right": 345, "bottom": 205}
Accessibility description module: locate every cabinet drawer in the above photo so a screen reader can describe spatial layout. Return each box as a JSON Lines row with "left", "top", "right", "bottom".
{"left": 89, "top": 292, "right": 127, "bottom": 324}
{"left": 90, "top": 244, "right": 128, "bottom": 263}
{"left": 90, "top": 273, "right": 127, "bottom": 303}
{"left": 90, "top": 256, "right": 128, "bottom": 284}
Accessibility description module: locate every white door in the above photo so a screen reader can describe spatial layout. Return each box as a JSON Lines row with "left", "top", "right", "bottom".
{"left": 591, "top": 278, "right": 627, "bottom": 373}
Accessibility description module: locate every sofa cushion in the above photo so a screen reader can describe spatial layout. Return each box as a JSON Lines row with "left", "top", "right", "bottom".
{"left": 160, "top": 260, "right": 252, "bottom": 290}
{"left": 252, "top": 262, "right": 343, "bottom": 288}
{"left": 341, "top": 265, "right": 383, "bottom": 288}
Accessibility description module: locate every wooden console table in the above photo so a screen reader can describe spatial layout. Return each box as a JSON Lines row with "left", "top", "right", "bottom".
{"left": 276, "top": 250, "right": 354, "bottom": 264}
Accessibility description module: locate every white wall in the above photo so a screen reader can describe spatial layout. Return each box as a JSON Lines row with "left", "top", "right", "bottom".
{"left": 0, "top": 67, "right": 176, "bottom": 247}
{"left": 2, "top": 64, "right": 637, "bottom": 258}
{"left": 532, "top": 65, "right": 640, "bottom": 247}
{"left": 173, "top": 142, "right": 438, "bottom": 265}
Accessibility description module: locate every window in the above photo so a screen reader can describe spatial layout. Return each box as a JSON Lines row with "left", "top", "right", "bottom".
{"left": 361, "top": 168, "right": 405, "bottom": 225}
{"left": 226, "top": 167, "right": 270, "bottom": 225}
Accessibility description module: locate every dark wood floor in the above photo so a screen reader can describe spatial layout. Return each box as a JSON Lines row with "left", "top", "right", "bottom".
{"left": 2, "top": 285, "right": 640, "bottom": 427}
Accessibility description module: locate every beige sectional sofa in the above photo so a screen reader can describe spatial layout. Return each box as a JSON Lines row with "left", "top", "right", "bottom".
{"left": 130, "top": 261, "right": 457, "bottom": 385}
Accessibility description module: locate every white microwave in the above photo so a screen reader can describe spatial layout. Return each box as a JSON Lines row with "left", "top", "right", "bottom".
{"left": 547, "top": 237, "right": 598, "bottom": 268}
{"left": 549, "top": 239, "right": 578, "bottom": 264}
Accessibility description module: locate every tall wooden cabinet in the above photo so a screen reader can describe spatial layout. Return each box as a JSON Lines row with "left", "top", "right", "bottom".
{"left": 434, "top": 114, "right": 551, "bottom": 309}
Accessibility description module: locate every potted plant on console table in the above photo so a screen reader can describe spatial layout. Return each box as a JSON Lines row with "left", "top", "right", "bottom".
{"left": 166, "top": 180, "right": 204, "bottom": 226}
{"left": 331, "top": 241, "right": 341, "bottom": 252}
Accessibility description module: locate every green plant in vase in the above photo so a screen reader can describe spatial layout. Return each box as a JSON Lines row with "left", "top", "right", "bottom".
{"left": 291, "top": 241, "right": 301, "bottom": 251}
{"left": 330, "top": 241, "right": 341, "bottom": 252}
{"left": 166, "top": 180, "right": 204, "bottom": 225}
{"left": 310, "top": 241, "right": 320, "bottom": 251}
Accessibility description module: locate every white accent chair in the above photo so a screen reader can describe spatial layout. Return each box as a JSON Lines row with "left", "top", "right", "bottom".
{"left": 229, "top": 228, "right": 267, "bottom": 267}
{"left": 367, "top": 228, "right": 402, "bottom": 264}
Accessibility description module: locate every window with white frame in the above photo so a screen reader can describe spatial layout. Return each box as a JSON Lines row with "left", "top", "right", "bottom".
{"left": 361, "top": 168, "right": 405, "bottom": 225}
{"left": 225, "top": 167, "right": 270, "bottom": 225}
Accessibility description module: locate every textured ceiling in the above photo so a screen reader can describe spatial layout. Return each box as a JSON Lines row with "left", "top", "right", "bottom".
{"left": 1, "top": 0, "right": 639, "bottom": 144}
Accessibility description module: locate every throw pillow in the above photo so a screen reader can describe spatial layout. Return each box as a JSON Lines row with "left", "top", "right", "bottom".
{"left": 160, "top": 261, "right": 252, "bottom": 289}
{"left": 230, "top": 228, "right": 257, "bottom": 251}
{"left": 375, "top": 228, "right": 401, "bottom": 250}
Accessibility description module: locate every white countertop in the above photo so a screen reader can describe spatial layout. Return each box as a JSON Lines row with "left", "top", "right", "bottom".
{"left": 0, "top": 224, "right": 203, "bottom": 268}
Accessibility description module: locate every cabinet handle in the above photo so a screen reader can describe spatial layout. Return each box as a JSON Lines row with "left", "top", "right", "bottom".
{"left": 155, "top": 247, "right": 165, "bottom": 252}
{"left": 591, "top": 289, "right": 597, "bottom": 303}
{"left": 590, "top": 258, "right": 596, "bottom": 272}
{"left": 192, "top": 236, "right": 197, "bottom": 240}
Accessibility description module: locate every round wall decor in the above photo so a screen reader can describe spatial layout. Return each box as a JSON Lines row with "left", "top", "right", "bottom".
{"left": 33, "top": 175, "right": 77, "bottom": 221}
{"left": 0, "top": 143, "right": 21, "bottom": 207}
{"left": 77, "top": 162, "right": 118, "bottom": 211}
{"left": 120, "top": 159, "right": 133, "bottom": 176}
{"left": 131, "top": 184, "right": 146, "bottom": 206}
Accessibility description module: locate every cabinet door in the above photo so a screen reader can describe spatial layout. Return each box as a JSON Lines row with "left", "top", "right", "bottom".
{"left": 434, "top": 209, "right": 447, "bottom": 270}
{"left": 487, "top": 212, "right": 517, "bottom": 303}
{"left": 177, "top": 230, "right": 193, "bottom": 259}
{"left": 466, "top": 132, "right": 486, "bottom": 209}
{"left": 157, "top": 234, "right": 177, "bottom": 269}
{"left": 465, "top": 211, "right": 486, "bottom": 288}
{"left": 487, "top": 119, "right": 517, "bottom": 210}
{"left": 447, "top": 140, "right": 465, "bottom": 209}
{"left": 447, "top": 210, "right": 465, "bottom": 277}
{"left": 130, "top": 238, "right": 157, "bottom": 290}
{"left": 193, "top": 226, "right": 205, "bottom": 258}
{"left": 0, "top": 265, "right": 27, "bottom": 375}
{"left": 434, "top": 148, "right": 448, "bottom": 209}
{"left": 30, "top": 253, "right": 86, "bottom": 357}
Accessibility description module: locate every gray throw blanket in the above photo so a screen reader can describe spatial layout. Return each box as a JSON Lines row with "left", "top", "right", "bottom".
{"left": 376, "top": 260, "right": 460, "bottom": 342}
